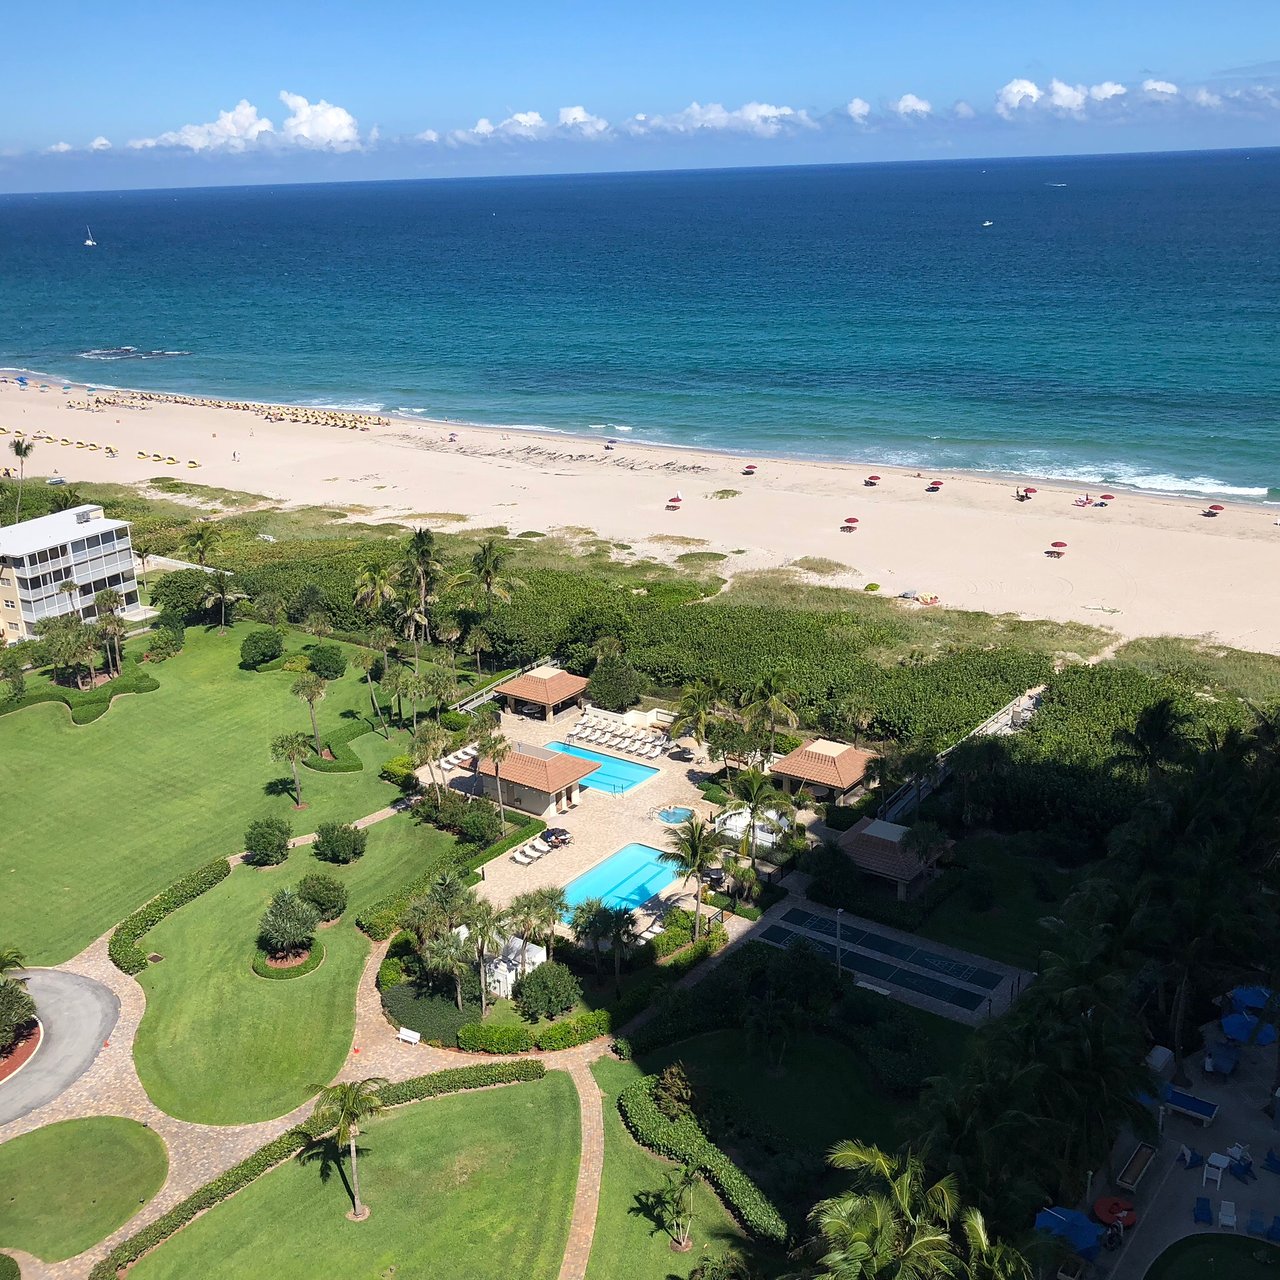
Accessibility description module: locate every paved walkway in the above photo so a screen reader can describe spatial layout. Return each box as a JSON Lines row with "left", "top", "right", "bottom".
{"left": 558, "top": 1060, "right": 606, "bottom": 1280}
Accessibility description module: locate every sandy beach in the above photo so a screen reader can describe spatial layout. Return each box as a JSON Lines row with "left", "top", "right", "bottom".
{"left": 2, "top": 376, "right": 1278, "bottom": 653}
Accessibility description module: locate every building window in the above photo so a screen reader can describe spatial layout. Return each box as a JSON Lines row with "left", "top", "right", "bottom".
{"left": 2, "top": 600, "right": 13, "bottom": 609}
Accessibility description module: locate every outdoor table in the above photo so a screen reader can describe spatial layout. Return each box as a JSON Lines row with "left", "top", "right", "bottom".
{"left": 1092, "top": 1197, "right": 1137, "bottom": 1228}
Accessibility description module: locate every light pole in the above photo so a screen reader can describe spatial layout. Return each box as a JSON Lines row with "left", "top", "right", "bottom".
{"left": 836, "top": 908, "right": 843, "bottom": 979}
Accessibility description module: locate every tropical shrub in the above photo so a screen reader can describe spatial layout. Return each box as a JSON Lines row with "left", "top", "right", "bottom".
{"left": 413, "top": 790, "right": 501, "bottom": 848}
{"left": 534, "top": 1009, "right": 612, "bottom": 1050}
{"left": 0, "top": 977, "right": 37, "bottom": 1053}
{"left": 239, "top": 627, "right": 284, "bottom": 669}
{"left": 281, "top": 654, "right": 310, "bottom": 672}
{"left": 380, "top": 753, "right": 419, "bottom": 791}
{"left": 150, "top": 569, "right": 210, "bottom": 622}
{"left": 144, "top": 628, "right": 182, "bottom": 663}
{"left": 382, "top": 983, "right": 481, "bottom": 1045}
{"left": 242, "top": 816, "right": 292, "bottom": 866}
{"left": 440, "top": 709, "right": 471, "bottom": 732}
{"left": 457, "top": 1022, "right": 535, "bottom": 1053}
{"left": 514, "top": 961, "right": 582, "bottom": 1021}
{"left": 257, "top": 889, "right": 320, "bottom": 958}
{"left": 297, "top": 872, "right": 347, "bottom": 920}
{"left": 312, "top": 821, "right": 367, "bottom": 864}
{"left": 306, "top": 643, "right": 348, "bottom": 681}
{"left": 109, "top": 859, "right": 231, "bottom": 974}
{"left": 0, "top": 1250, "right": 19, "bottom": 1280}
{"left": 588, "top": 655, "right": 647, "bottom": 711}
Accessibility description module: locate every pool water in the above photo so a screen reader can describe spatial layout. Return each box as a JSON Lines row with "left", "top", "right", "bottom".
{"left": 658, "top": 806, "right": 695, "bottom": 824}
{"left": 562, "top": 843, "right": 676, "bottom": 914}
{"left": 545, "top": 742, "right": 659, "bottom": 794}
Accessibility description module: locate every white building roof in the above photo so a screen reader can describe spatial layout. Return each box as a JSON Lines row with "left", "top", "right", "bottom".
{"left": 0, "top": 505, "right": 130, "bottom": 558}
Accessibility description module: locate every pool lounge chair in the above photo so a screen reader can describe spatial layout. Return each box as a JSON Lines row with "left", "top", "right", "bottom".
{"left": 1220, "top": 1201, "right": 1237, "bottom": 1230}
{"left": 1177, "top": 1145, "right": 1205, "bottom": 1169}
{"left": 1164, "top": 1085, "right": 1219, "bottom": 1127}
{"left": 1263, "top": 1150, "right": 1280, "bottom": 1176}
{"left": 512, "top": 848, "right": 534, "bottom": 865}
{"left": 1193, "top": 1197, "right": 1212, "bottom": 1225}
{"left": 531, "top": 838, "right": 552, "bottom": 854}
{"left": 461, "top": 745, "right": 479, "bottom": 758}
{"left": 1249, "top": 1209, "right": 1268, "bottom": 1236}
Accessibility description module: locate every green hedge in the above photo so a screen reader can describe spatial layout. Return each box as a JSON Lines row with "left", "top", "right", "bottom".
{"left": 0, "top": 1252, "right": 18, "bottom": 1280}
{"left": 661, "top": 925, "right": 729, "bottom": 976}
{"left": 618, "top": 1076, "right": 788, "bottom": 1245}
{"left": 457, "top": 1023, "right": 535, "bottom": 1053}
{"left": 0, "top": 660, "right": 160, "bottom": 725}
{"left": 88, "top": 1062, "right": 546, "bottom": 1279}
{"left": 303, "top": 715, "right": 376, "bottom": 773}
{"left": 458, "top": 816, "right": 546, "bottom": 881}
{"left": 534, "top": 1008, "right": 611, "bottom": 1051}
{"left": 251, "top": 942, "right": 325, "bottom": 980}
{"left": 108, "top": 858, "right": 232, "bottom": 974}
{"left": 456, "top": 1008, "right": 613, "bottom": 1053}
{"left": 382, "top": 983, "right": 482, "bottom": 1046}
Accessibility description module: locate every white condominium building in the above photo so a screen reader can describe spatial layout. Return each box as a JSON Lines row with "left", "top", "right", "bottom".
{"left": 0, "top": 504, "right": 142, "bottom": 643}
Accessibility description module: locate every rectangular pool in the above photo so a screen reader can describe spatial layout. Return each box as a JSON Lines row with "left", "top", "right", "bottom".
{"left": 562, "top": 843, "right": 676, "bottom": 914}
{"left": 545, "top": 741, "right": 659, "bottom": 795}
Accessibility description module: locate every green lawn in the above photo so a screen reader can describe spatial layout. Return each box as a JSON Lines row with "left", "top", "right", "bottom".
{"left": 134, "top": 814, "right": 456, "bottom": 1124}
{"left": 0, "top": 1117, "right": 168, "bottom": 1262}
{"left": 130, "top": 1072, "right": 579, "bottom": 1280}
{"left": 588, "top": 1057, "right": 755, "bottom": 1280}
{"left": 1144, "top": 1236, "right": 1280, "bottom": 1279}
{"left": 0, "top": 623, "right": 410, "bottom": 963}
{"left": 917, "top": 835, "right": 1077, "bottom": 970}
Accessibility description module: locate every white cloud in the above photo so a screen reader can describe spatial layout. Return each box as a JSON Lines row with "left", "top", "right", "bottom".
{"left": 278, "top": 91, "right": 360, "bottom": 150}
{"left": 953, "top": 100, "right": 976, "bottom": 120}
{"left": 893, "top": 93, "right": 931, "bottom": 118}
{"left": 129, "top": 99, "right": 275, "bottom": 151}
{"left": 449, "top": 110, "right": 550, "bottom": 145}
{"left": 367, "top": 125, "right": 381, "bottom": 146}
{"left": 46, "top": 141, "right": 72, "bottom": 153}
{"left": 1048, "top": 79, "right": 1087, "bottom": 113}
{"left": 558, "top": 105, "right": 609, "bottom": 138}
{"left": 89, "top": 135, "right": 112, "bottom": 151}
{"left": 1089, "top": 81, "right": 1127, "bottom": 102}
{"left": 416, "top": 128, "right": 440, "bottom": 144}
{"left": 1190, "top": 87, "right": 1223, "bottom": 108}
{"left": 633, "top": 100, "right": 813, "bottom": 137}
{"left": 846, "top": 97, "right": 871, "bottom": 124}
{"left": 996, "top": 78, "right": 1042, "bottom": 118}
{"left": 1142, "top": 78, "right": 1179, "bottom": 96}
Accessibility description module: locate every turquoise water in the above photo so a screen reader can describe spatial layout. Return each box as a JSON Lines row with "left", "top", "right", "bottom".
{"left": 657, "top": 806, "right": 695, "bottom": 824}
{"left": 1, "top": 149, "right": 1277, "bottom": 497}
{"left": 563, "top": 843, "right": 675, "bottom": 914}
{"left": 545, "top": 742, "right": 658, "bottom": 794}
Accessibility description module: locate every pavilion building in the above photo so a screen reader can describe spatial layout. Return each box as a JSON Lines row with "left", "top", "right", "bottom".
{"left": 490, "top": 665, "right": 590, "bottom": 720}
{"left": 472, "top": 742, "right": 600, "bottom": 819}
{"left": 769, "top": 738, "right": 876, "bottom": 805}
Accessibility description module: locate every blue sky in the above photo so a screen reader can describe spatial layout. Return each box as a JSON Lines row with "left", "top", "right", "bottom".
{"left": 3, "top": 0, "right": 1278, "bottom": 191}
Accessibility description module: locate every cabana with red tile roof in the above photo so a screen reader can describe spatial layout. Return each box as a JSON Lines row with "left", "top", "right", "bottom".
{"left": 491, "top": 665, "right": 590, "bottom": 721}
{"left": 769, "top": 738, "right": 876, "bottom": 805}
{"left": 472, "top": 742, "right": 600, "bottom": 819}
{"left": 837, "top": 816, "right": 950, "bottom": 901}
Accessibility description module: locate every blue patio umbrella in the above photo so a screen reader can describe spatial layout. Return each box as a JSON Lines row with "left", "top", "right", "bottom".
{"left": 15, "top": 375, "right": 27, "bottom": 384}
{"left": 1222, "top": 1012, "right": 1278, "bottom": 1046}
{"left": 1035, "top": 1207, "right": 1103, "bottom": 1261}
{"left": 1231, "top": 986, "right": 1272, "bottom": 1013}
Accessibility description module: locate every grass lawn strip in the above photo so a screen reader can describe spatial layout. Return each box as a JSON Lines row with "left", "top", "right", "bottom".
{"left": 126, "top": 1070, "right": 580, "bottom": 1280}
{"left": 0, "top": 1117, "right": 168, "bottom": 1262}
{"left": 133, "top": 815, "right": 455, "bottom": 1124}
{"left": 0, "top": 623, "right": 410, "bottom": 964}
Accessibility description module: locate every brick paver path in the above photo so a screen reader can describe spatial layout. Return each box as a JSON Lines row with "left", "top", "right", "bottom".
{"left": 557, "top": 1059, "right": 605, "bottom": 1280}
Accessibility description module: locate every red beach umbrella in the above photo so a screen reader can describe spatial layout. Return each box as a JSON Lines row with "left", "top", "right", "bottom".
{"left": 844, "top": 516, "right": 859, "bottom": 524}
{"left": 1024, "top": 487, "right": 1037, "bottom": 495}
{"left": 1100, "top": 493, "right": 1115, "bottom": 501}
{"left": 1051, "top": 541, "right": 1068, "bottom": 548}
{"left": 668, "top": 496, "right": 682, "bottom": 503}
{"left": 868, "top": 475, "right": 881, "bottom": 481}
{"left": 1208, "top": 504, "right": 1225, "bottom": 512}
{"left": 930, "top": 481, "right": 944, "bottom": 487}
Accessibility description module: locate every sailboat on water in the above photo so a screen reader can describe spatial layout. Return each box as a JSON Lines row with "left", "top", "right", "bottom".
{"left": 83, "top": 226, "right": 96, "bottom": 247}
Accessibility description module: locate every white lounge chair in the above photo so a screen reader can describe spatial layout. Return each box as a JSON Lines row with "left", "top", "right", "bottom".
{"left": 527, "top": 844, "right": 548, "bottom": 860}
{"left": 461, "top": 745, "right": 479, "bottom": 758}
{"left": 1220, "top": 1201, "right": 1237, "bottom": 1230}
{"left": 531, "top": 838, "right": 552, "bottom": 854}
{"left": 439, "top": 759, "right": 455, "bottom": 772}
{"left": 512, "top": 849, "right": 533, "bottom": 864}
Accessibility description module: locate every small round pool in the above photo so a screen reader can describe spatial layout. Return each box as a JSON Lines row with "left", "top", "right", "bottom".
{"left": 657, "top": 806, "right": 695, "bottom": 824}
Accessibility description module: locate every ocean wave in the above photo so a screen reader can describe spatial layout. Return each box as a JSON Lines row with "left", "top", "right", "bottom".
{"left": 79, "top": 347, "right": 193, "bottom": 361}
{"left": 291, "top": 397, "right": 387, "bottom": 412}
{"left": 1008, "top": 460, "right": 1270, "bottom": 499}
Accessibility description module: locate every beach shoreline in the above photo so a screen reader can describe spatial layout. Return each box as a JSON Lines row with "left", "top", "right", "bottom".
{"left": 3, "top": 373, "right": 1279, "bottom": 654}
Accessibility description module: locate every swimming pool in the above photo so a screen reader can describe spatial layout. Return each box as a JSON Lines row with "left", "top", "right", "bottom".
{"left": 545, "top": 742, "right": 659, "bottom": 794}
{"left": 657, "top": 806, "right": 695, "bottom": 824}
{"left": 562, "top": 843, "right": 676, "bottom": 914}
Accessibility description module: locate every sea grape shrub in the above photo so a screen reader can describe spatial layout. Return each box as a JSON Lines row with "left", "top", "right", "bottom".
{"left": 307, "top": 644, "right": 347, "bottom": 681}
{"left": 258, "top": 889, "right": 319, "bottom": 958}
{"left": 239, "top": 627, "right": 284, "bottom": 669}
{"left": 587, "top": 654, "right": 646, "bottom": 711}
{"left": 312, "top": 822, "right": 367, "bottom": 864}
{"left": 243, "top": 816, "right": 292, "bottom": 866}
{"left": 150, "top": 569, "right": 210, "bottom": 622}
{"left": 297, "top": 872, "right": 347, "bottom": 921}
{"left": 144, "top": 629, "right": 182, "bottom": 662}
{"left": 513, "top": 960, "right": 582, "bottom": 1021}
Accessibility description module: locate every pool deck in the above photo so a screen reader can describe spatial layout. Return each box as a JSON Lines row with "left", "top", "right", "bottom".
{"left": 469, "top": 710, "right": 718, "bottom": 929}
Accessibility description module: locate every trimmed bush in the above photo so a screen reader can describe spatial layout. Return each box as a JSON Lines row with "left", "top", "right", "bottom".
{"left": 258, "top": 889, "right": 320, "bottom": 957}
{"left": 306, "top": 643, "right": 348, "bottom": 681}
{"left": 239, "top": 627, "right": 284, "bottom": 669}
{"left": 534, "top": 1008, "right": 611, "bottom": 1051}
{"left": 612, "top": 1036, "right": 633, "bottom": 1060}
{"left": 439, "top": 709, "right": 471, "bottom": 732}
{"left": 252, "top": 942, "right": 325, "bottom": 980}
{"left": 0, "top": 1251, "right": 19, "bottom": 1280}
{"left": 457, "top": 1022, "right": 535, "bottom": 1053}
{"left": 109, "top": 858, "right": 231, "bottom": 974}
{"left": 513, "top": 961, "right": 582, "bottom": 1022}
{"left": 380, "top": 753, "right": 419, "bottom": 791}
{"left": 0, "top": 657, "right": 161, "bottom": 726}
{"left": 243, "top": 816, "right": 292, "bottom": 867}
{"left": 303, "top": 715, "right": 374, "bottom": 774}
{"left": 144, "top": 628, "right": 182, "bottom": 663}
{"left": 0, "top": 978, "right": 37, "bottom": 1054}
{"left": 662, "top": 926, "right": 729, "bottom": 977}
{"left": 618, "top": 1076, "right": 788, "bottom": 1245}
{"left": 588, "top": 654, "right": 646, "bottom": 711}
{"left": 88, "top": 1062, "right": 545, "bottom": 1280}
{"left": 297, "top": 872, "right": 347, "bottom": 920}
{"left": 312, "top": 821, "right": 367, "bottom": 864}
{"left": 381, "top": 982, "right": 481, "bottom": 1046}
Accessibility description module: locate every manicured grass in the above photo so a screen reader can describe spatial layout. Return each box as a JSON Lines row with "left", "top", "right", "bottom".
{"left": 134, "top": 815, "right": 456, "bottom": 1124}
{"left": 1144, "top": 1236, "right": 1280, "bottom": 1279}
{"left": 588, "top": 1057, "right": 753, "bottom": 1280}
{"left": 130, "top": 1072, "right": 580, "bottom": 1280}
{"left": 0, "top": 623, "right": 410, "bottom": 964}
{"left": 916, "top": 834, "right": 1076, "bottom": 970}
{"left": 0, "top": 1117, "right": 168, "bottom": 1262}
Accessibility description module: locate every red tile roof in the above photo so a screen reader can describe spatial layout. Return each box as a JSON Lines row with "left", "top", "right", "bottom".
{"left": 837, "top": 816, "right": 947, "bottom": 885}
{"left": 474, "top": 743, "right": 599, "bottom": 793}
{"left": 770, "top": 739, "right": 875, "bottom": 791}
{"left": 492, "top": 665, "right": 590, "bottom": 707}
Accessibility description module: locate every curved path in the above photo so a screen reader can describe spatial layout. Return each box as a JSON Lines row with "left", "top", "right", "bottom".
{"left": 0, "top": 972, "right": 118, "bottom": 1127}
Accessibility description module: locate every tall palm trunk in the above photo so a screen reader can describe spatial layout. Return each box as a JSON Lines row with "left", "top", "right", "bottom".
{"left": 365, "top": 671, "right": 388, "bottom": 736}
{"left": 453, "top": 973, "right": 464, "bottom": 1011}
{"left": 291, "top": 760, "right": 303, "bottom": 806}
{"left": 614, "top": 940, "right": 624, "bottom": 998}
{"left": 692, "top": 875, "right": 703, "bottom": 940}
{"left": 1171, "top": 966, "right": 1192, "bottom": 1086}
{"left": 308, "top": 703, "right": 321, "bottom": 755}
{"left": 494, "top": 769, "right": 506, "bottom": 824}
{"left": 349, "top": 1132, "right": 364, "bottom": 1219}
{"left": 476, "top": 946, "right": 488, "bottom": 1016}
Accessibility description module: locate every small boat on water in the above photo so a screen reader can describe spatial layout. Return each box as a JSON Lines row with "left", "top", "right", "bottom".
{"left": 83, "top": 226, "right": 96, "bottom": 246}
{"left": 982, "top": 220, "right": 994, "bottom": 228}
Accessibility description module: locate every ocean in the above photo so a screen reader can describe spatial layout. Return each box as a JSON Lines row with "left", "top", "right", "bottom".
{"left": 0, "top": 149, "right": 1277, "bottom": 498}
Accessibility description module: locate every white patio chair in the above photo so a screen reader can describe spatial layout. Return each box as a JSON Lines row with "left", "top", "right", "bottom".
{"left": 1203, "top": 1156, "right": 1226, "bottom": 1189}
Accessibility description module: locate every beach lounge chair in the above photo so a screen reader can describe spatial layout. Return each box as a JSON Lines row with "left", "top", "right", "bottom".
{"left": 1269, "top": 1216, "right": 1280, "bottom": 1243}
{"left": 1249, "top": 1209, "right": 1268, "bottom": 1236}
{"left": 1164, "top": 1086, "right": 1219, "bottom": 1127}
{"left": 512, "top": 849, "right": 533, "bottom": 865}
{"left": 1193, "top": 1197, "right": 1212, "bottom": 1225}
{"left": 1204, "top": 1156, "right": 1226, "bottom": 1189}
{"left": 439, "top": 759, "right": 454, "bottom": 772}
{"left": 1220, "top": 1201, "right": 1237, "bottom": 1230}
{"left": 461, "top": 745, "right": 479, "bottom": 758}
{"left": 1263, "top": 1149, "right": 1280, "bottom": 1176}
{"left": 531, "top": 838, "right": 552, "bottom": 854}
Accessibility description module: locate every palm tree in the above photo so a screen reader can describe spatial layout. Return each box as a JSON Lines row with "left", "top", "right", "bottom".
{"left": 381, "top": 662, "right": 407, "bottom": 728}
{"left": 436, "top": 618, "right": 462, "bottom": 669}
{"left": 182, "top": 523, "right": 223, "bottom": 568}
{"left": 292, "top": 672, "right": 327, "bottom": 755}
{"left": 671, "top": 681, "right": 717, "bottom": 758}
{"left": 403, "top": 526, "right": 444, "bottom": 652}
{"left": 481, "top": 731, "right": 511, "bottom": 824}
{"left": 503, "top": 891, "right": 543, "bottom": 975}
{"left": 48, "top": 485, "right": 83, "bottom": 512}
{"left": 202, "top": 573, "right": 245, "bottom": 634}
{"left": 423, "top": 665, "right": 457, "bottom": 721}
{"left": 353, "top": 560, "right": 400, "bottom": 618}
{"left": 401, "top": 666, "right": 429, "bottom": 731}
{"left": 958, "top": 1207, "right": 1032, "bottom": 1280}
{"left": 1110, "top": 697, "right": 1196, "bottom": 780}
{"left": 864, "top": 743, "right": 907, "bottom": 803}
{"left": 660, "top": 1162, "right": 701, "bottom": 1251}
{"left": 464, "top": 897, "right": 504, "bottom": 1018}
{"left": 742, "top": 671, "right": 799, "bottom": 757}
{"left": 353, "top": 650, "right": 389, "bottom": 736}
{"left": 410, "top": 720, "right": 448, "bottom": 800}
{"left": 421, "top": 930, "right": 473, "bottom": 1011}
{"left": 132, "top": 537, "right": 154, "bottom": 591}
{"left": 660, "top": 817, "right": 723, "bottom": 941}
{"left": 946, "top": 736, "right": 1008, "bottom": 826}
{"left": 901, "top": 739, "right": 941, "bottom": 816}
{"left": 605, "top": 905, "right": 637, "bottom": 997}
{"left": 8, "top": 438, "right": 35, "bottom": 522}
{"left": 368, "top": 622, "right": 395, "bottom": 675}
{"left": 271, "top": 731, "right": 312, "bottom": 807}
{"left": 307, "top": 1076, "right": 389, "bottom": 1222}
{"left": 531, "top": 885, "right": 569, "bottom": 960}
{"left": 725, "top": 768, "right": 786, "bottom": 869}
{"left": 837, "top": 703, "right": 876, "bottom": 750}
{"left": 0, "top": 947, "right": 25, "bottom": 978}
{"left": 471, "top": 538, "right": 523, "bottom": 613}
{"left": 462, "top": 627, "right": 491, "bottom": 676}
{"left": 93, "top": 588, "right": 124, "bottom": 674}
{"left": 570, "top": 897, "right": 610, "bottom": 980}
